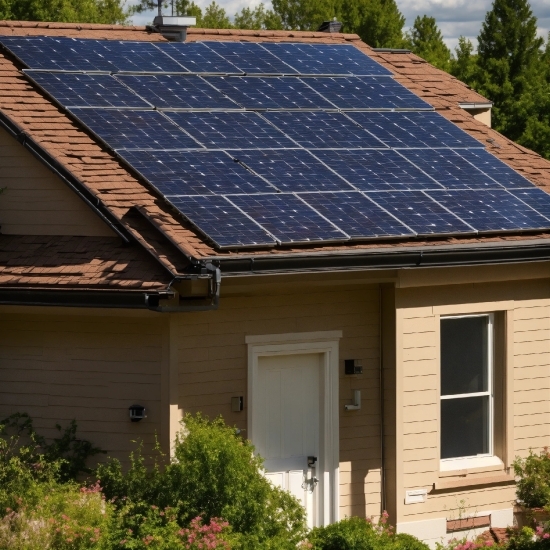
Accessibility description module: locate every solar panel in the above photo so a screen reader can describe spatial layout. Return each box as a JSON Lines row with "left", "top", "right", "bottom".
{"left": 118, "top": 149, "right": 275, "bottom": 196}
{"left": 302, "top": 76, "right": 432, "bottom": 110}
{"left": 0, "top": 37, "right": 113, "bottom": 72}
{"left": 311, "top": 149, "right": 442, "bottom": 191}
{"left": 70, "top": 109, "right": 201, "bottom": 150}
{"left": 88, "top": 40, "right": 185, "bottom": 73}
{"left": 115, "top": 74, "right": 240, "bottom": 110}
{"left": 153, "top": 41, "right": 242, "bottom": 74}
{"left": 168, "top": 195, "right": 276, "bottom": 248}
{"left": 398, "top": 149, "right": 501, "bottom": 189}
{"left": 261, "top": 43, "right": 392, "bottom": 76}
{"left": 509, "top": 188, "right": 550, "bottom": 219}
{"left": 228, "top": 193, "right": 348, "bottom": 244}
{"left": 206, "top": 76, "right": 333, "bottom": 110}
{"left": 366, "top": 191, "right": 474, "bottom": 235}
{"left": 165, "top": 111, "right": 296, "bottom": 149}
{"left": 428, "top": 189, "right": 550, "bottom": 232}
{"left": 232, "top": 150, "right": 353, "bottom": 192}
{"left": 27, "top": 71, "right": 150, "bottom": 108}
{"left": 262, "top": 111, "right": 385, "bottom": 149}
{"left": 300, "top": 191, "right": 414, "bottom": 238}
{"left": 347, "top": 111, "right": 483, "bottom": 148}
{"left": 455, "top": 149, "right": 536, "bottom": 189}
{"left": 205, "top": 41, "right": 297, "bottom": 74}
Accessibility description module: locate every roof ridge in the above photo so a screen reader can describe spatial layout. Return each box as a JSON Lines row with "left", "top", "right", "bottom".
{"left": 0, "top": 20, "right": 149, "bottom": 31}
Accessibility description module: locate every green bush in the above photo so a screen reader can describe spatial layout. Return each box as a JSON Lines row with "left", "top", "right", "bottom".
{"left": 308, "top": 514, "right": 429, "bottom": 550}
{"left": 97, "top": 413, "right": 307, "bottom": 549}
{"left": 514, "top": 449, "right": 550, "bottom": 508}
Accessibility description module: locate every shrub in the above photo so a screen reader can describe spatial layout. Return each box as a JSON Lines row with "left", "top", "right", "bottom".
{"left": 308, "top": 514, "right": 429, "bottom": 550}
{"left": 514, "top": 449, "right": 550, "bottom": 508}
{"left": 97, "top": 413, "right": 307, "bottom": 549}
{"left": 507, "top": 525, "right": 550, "bottom": 550}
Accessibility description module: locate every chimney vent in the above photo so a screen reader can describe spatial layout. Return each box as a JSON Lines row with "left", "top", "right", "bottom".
{"left": 152, "top": 15, "right": 196, "bottom": 42}
{"left": 318, "top": 17, "right": 342, "bottom": 33}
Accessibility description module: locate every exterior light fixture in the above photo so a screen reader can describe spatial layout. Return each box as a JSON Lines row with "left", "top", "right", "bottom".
{"left": 129, "top": 404, "right": 146, "bottom": 422}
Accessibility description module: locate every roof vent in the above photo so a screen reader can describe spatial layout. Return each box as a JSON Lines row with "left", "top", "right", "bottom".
{"left": 152, "top": 15, "right": 196, "bottom": 42}
{"left": 318, "top": 17, "right": 342, "bottom": 33}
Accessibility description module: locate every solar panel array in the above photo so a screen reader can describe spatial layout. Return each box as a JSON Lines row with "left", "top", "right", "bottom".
{"left": 3, "top": 35, "right": 550, "bottom": 249}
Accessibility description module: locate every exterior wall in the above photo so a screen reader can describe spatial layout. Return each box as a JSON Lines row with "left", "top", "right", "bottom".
{"left": 0, "top": 308, "right": 165, "bottom": 466}
{"left": 172, "top": 277, "right": 383, "bottom": 519}
{"left": 393, "top": 278, "right": 550, "bottom": 546}
{"left": 0, "top": 128, "right": 115, "bottom": 236}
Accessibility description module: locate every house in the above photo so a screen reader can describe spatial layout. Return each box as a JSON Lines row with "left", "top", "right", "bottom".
{"left": 0, "top": 19, "right": 549, "bottom": 546}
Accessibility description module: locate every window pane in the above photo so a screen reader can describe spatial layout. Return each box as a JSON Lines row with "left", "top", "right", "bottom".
{"left": 441, "top": 396, "right": 489, "bottom": 459}
{"left": 441, "top": 316, "right": 488, "bottom": 395}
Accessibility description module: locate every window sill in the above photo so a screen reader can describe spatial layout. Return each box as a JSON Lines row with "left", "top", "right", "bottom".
{"left": 433, "top": 473, "right": 514, "bottom": 491}
{"left": 440, "top": 455, "right": 503, "bottom": 472}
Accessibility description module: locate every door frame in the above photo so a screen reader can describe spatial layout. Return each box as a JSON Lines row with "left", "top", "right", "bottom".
{"left": 246, "top": 330, "right": 341, "bottom": 526}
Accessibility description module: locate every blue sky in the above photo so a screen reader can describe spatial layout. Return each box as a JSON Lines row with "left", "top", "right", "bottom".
{"left": 128, "top": 0, "right": 550, "bottom": 52}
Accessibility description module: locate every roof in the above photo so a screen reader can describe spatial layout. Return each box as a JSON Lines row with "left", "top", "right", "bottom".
{"left": 1, "top": 21, "right": 550, "bottom": 291}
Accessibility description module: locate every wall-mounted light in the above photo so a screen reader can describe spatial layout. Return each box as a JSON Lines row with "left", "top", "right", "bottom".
{"left": 129, "top": 404, "right": 147, "bottom": 422}
{"left": 345, "top": 359, "right": 363, "bottom": 375}
{"left": 231, "top": 396, "right": 244, "bottom": 412}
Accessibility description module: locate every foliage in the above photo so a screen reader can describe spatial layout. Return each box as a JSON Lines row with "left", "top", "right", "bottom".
{"left": 514, "top": 448, "right": 550, "bottom": 508}
{"left": 308, "top": 513, "right": 429, "bottom": 550}
{"left": 404, "top": 15, "right": 451, "bottom": 71}
{"left": 97, "top": 413, "right": 307, "bottom": 549}
{"left": 450, "top": 37, "right": 479, "bottom": 86}
{"left": 0, "top": 0, "right": 129, "bottom": 24}
{"left": 233, "top": 4, "right": 283, "bottom": 31}
{"left": 507, "top": 525, "right": 550, "bottom": 550}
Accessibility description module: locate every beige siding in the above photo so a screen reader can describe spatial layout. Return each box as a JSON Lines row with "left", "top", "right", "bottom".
{"left": 394, "top": 280, "right": 550, "bottom": 524}
{"left": 0, "top": 310, "right": 164, "bottom": 466}
{"left": 173, "top": 281, "right": 382, "bottom": 519}
{"left": 0, "top": 128, "right": 114, "bottom": 236}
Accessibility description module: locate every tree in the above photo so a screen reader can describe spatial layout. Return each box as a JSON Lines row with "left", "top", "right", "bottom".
{"left": 270, "top": 0, "right": 336, "bottom": 31}
{"left": 404, "top": 15, "right": 451, "bottom": 71}
{"left": 476, "top": 0, "right": 546, "bottom": 147}
{"left": 450, "top": 36, "right": 478, "bottom": 86}
{"left": 199, "top": 1, "right": 232, "bottom": 29}
{"left": 0, "top": 0, "right": 129, "bottom": 24}
{"left": 233, "top": 3, "right": 283, "bottom": 30}
{"left": 340, "top": 0, "right": 406, "bottom": 48}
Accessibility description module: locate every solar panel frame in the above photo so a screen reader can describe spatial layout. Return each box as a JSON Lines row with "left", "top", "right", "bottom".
{"left": 346, "top": 111, "right": 484, "bottom": 149}
{"left": 365, "top": 190, "right": 476, "bottom": 236}
{"left": 227, "top": 193, "right": 349, "bottom": 244}
{"left": 262, "top": 111, "right": 386, "bottom": 149}
{"left": 298, "top": 191, "right": 414, "bottom": 239}
{"left": 427, "top": 189, "right": 550, "bottom": 233}
{"left": 300, "top": 76, "right": 433, "bottom": 110}
{"left": 260, "top": 42, "right": 393, "bottom": 76}
{"left": 165, "top": 111, "right": 298, "bottom": 149}
{"left": 205, "top": 76, "right": 334, "bottom": 110}
{"left": 508, "top": 188, "right": 550, "bottom": 220}
{"left": 69, "top": 108, "right": 203, "bottom": 151}
{"left": 115, "top": 74, "right": 241, "bottom": 110}
{"left": 168, "top": 195, "right": 277, "bottom": 249}
{"left": 26, "top": 71, "right": 151, "bottom": 109}
{"left": 118, "top": 149, "right": 277, "bottom": 196}
{"left": 310, "top": 149, "right": 443, "bottom": 191}
{"left": 231, "top": 149, "right": 354, "bottom": 192}
{"left": 153, "top": 41, "right": 243, "bottom": 74}
{"left": 398, "top": 149, "right": 504, "bottom": 190}
{"left": 204, "top": 41, "right": 298, "bottom": 75}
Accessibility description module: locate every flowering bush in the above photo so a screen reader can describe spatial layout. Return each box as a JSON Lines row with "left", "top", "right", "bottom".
{"left": 514, "top": 449, "right": 550, "bottom": 509}
{"left": 178, "top": 516, "right": 230, "bottom": 550}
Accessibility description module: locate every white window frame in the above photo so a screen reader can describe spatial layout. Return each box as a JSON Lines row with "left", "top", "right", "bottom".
{"left": 439, "top": 313, "right": 500, "bottom": 471}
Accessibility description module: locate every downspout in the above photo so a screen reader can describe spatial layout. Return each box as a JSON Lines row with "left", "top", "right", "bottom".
{"left": 379, "top": 285, "right": 386, "bottom": 515}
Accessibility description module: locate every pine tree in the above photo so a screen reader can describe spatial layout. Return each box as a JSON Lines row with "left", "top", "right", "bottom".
{"left": 233, "top": 4, "right": 283, "bottom": 30}
{"left": 450, "top": 36, "right": 478, "bottom": 86}
{"left": 404, "top": 15, "right": 451, "bottom": 71}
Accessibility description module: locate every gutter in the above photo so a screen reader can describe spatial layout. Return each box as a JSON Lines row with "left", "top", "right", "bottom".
{"left": 214, "top": 240, "right": 550, "bottom": 276}
{"left": 459, "top": 102, "right": 493, "bottom": 110}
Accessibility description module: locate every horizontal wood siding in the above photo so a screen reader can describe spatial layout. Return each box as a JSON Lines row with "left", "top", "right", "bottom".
{"left": 0, "top": 311, "right": 164, "bottom": 466}
{"left": 0, "top": 128, "right": 114, "bottom": 236}
{"left": 395, "top": 281, "right": 550, "bottom": 524}
{"left": 174, "top": 282, "right": 382, "bottom": 520}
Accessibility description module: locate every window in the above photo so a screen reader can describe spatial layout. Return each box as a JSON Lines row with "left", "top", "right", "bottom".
{"left": 440, "top": 314, "right": 496, "bottom": 468}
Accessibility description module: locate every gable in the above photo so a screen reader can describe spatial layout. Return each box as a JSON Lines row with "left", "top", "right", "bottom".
{"left": 0, "top": 126, "right": 115, "bottom": 237}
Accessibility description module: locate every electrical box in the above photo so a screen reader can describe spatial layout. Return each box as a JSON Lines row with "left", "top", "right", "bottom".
{"left": 345, "top": 359, "right": 363, "bottom": 375}
{"left": 231, "top": 396, "right": 244, "bottom": 412}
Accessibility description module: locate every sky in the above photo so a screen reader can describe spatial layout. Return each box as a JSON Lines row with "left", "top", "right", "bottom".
{"left": 128, "top": 0, "right": 550, "bottom": 53}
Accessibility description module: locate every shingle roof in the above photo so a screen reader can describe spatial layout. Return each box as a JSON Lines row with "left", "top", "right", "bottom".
{"left": 0, "top": 21, "right": 550, "bottom": 288}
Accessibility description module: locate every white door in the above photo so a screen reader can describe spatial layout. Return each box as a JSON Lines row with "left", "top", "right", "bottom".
{"left": 254, "top": 353, "right": 321, "bottom": 529}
